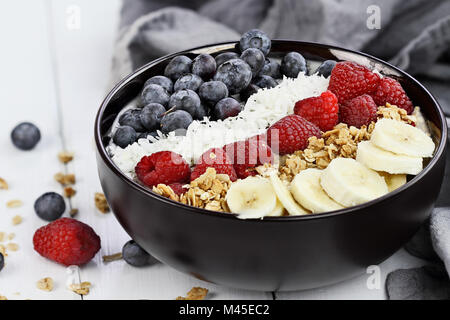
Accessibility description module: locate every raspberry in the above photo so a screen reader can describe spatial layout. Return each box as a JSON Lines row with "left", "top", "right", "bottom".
{"left": 135, "top": 151, "right": 191, "bottom": 187}
{"left": 328, "top": 61, "right": 380, "bottom": 103}
{"left": 267, "top": 115, "right": 321, "bottom": 155}
{"left": 340, "top": 94, "right": 378, "bottom": 128}
{"left": 224, "top": 138, "right": 273, "bottom": 179}
{"left": 371, "top": 77, "right": 414, "bottom": 114}
{"left": 168, "top": 182, "right": 187, "bottom": 195}
{"left": 294, "top": 90, "right": 339, "bottom": 131}
{"left": 191, "top": 148, "right": 237, "bottom": 181}
{"left": 33, "top": 218, "right": 100, "bottom": 266}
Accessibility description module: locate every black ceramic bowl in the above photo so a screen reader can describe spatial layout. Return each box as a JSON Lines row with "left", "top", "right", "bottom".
{"left": 95, "top": 41, "right": 447, "bottom": 291}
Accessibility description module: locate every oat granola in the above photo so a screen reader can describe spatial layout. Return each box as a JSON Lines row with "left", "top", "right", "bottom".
{"left": 69, "top": 282, "right": 91, "bottom": 295}
{"left": 6, "top": 243, "right": 19, "bottom": 252}
{"left": 102, "top": 252, "right": 123, "bottom": 263}
{"left": 58, "top": 151, "right": 74, "bottom": 164}
{"left": 6, "top": 200, "right": 23, "bottom": 209}
{"left": 37, "top": 277, "right": 54, "bottom": 292}
{"left": 12, "top": 215, "right": 22, "bottom": 226}
{"left": 0, "top": 178, "right": 8, "bottom": 190}
{"left": 64, "top": 187, "right": 76, "bottom": 198}
{"left": 94, "top": 193, "right": 110, "bottom": 213}
{"left": 176, "top": 287, "right": 209, "bottom": 300}
{"left": 54, "top": 172, "right": 76, "bottom": 186}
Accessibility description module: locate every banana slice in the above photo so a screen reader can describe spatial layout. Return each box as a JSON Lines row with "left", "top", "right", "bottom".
{"left": 269, "top": 172, "right": 309, "bottom": 216}
{"left": 371, "top": 118, "right": 435, "bottom": 157}
{"left": 356, "top": 140, "right": 423, "bottom": 175}
{"left": 291, "top": 168, "right": 344, "bottom": 213}
{"left": 226, "top": 176, "right": 277, "bottom": 219}
{"left": 267, "top": 199, "right": 285, "bottom": 217}
{"left": 320, "top": 158, "right": 388, "bottom": 207}
{"left": 378, "top": 172, "right": 407, "bottom": 192}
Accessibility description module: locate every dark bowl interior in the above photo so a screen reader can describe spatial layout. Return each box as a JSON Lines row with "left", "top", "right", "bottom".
{"left": 95, "top": 40, "right": 447, "bottom": 291}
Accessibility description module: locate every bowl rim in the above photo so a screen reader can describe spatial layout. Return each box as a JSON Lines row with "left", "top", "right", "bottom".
{"left": 95, "top": 40, "right": 448, "bottom": 222}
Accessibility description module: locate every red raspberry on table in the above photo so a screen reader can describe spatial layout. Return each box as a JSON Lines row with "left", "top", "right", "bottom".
{"left": 340, "top": 94, "right": 378, "bottom": 128}
{"left": 33, "top": 218, "right": 101, "bottom": 266}
{"left": 191, "top": 148, "right": 237, "bottom": 181}
{"left": 371, "top": 77, "right": 414, "bottom": 114}
{"left": 267, "top": 114, "right": 321, "bottom": 155}
{"left": 135, "top": 151, "right": 191, "bottom": 187}
{"left": 294, "top": 90, "right": 339, "bottom": 131}
{"left": 328, "top": 61, "right": 380, "bottom": 103}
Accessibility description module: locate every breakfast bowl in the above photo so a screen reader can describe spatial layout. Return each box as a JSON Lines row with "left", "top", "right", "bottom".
{"left": 95, "top": 40, "right": 447, "bottom": 291}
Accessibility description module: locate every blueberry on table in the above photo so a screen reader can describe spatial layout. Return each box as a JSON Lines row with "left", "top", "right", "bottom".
{"left": 253, "top": 75, "right": 278, "bottom": 89}
{"left": 164, "top": 55, "right": 192, "bottom": 81}
{"left": 213, "top": 59, "right": 252, "bottom": 94}
{"left": 174, "top": 73, "right": 204, "bottom": 92}
{"left": 140, "top": 103, "right": 166, "bottom": 131}
{"left": 113, "top": 125, "right": 137, "bottom": 148}
{"left": 215, "top": 52, "right": 239, "bottom": 67}
{"left": 122, "top": 240, "right": 158, "bottom": 267}
{"left": 240, "top": 48, "right": 265, "bottom": 77}
{"left": 161, "top": 110, "right": 193, "bottom": 134}
{"left": 0, "top": 252, "right": 3, "bottom": 272}
{"left": 239, "top": 29, "right": 271, "bottom": 56}
{"left": 11, "top": 122, "right": 41, "bottom": 151}
{"left": 316, "top": 60, "right": 337, "bottom": 78}
{"left": 168, "top": 89, "right": 201, "bottom": 117}
{"left": 240, "top": 84, "right": 260, "bottom": 102}
{"left": 141, "top": 84, "right": 170, "bottom": 108}
{"left": 192, "top": 53, "right": 217, "bottom": 80}
{"left": 213, "top": 97, "right": 243, "bottom": 120}
{"left": 198, "top": 81, "right": 229, "bottom": 106}
{"left": 258, "top": 58, "right": 281, "bottom": 79}
{"left": 281, "top": 52, "right": 308, "bottom": 78}
{"left": 119, "top": 109, "right": 146, "bottom": 132}
{"left": 34, "top": 192, "right": 66, "bottom": 221}
{"left": 144, "top": 75, "right": 173, "bottom": 94}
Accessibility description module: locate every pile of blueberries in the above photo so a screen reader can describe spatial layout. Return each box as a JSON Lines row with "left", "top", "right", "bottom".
{"left": 113, "top": 29, "right": 337, "bottom": 149}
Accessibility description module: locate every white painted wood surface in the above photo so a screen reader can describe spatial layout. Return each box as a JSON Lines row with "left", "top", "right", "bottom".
{"left": 0, "top": 0, "right": 427, "bottom": 300}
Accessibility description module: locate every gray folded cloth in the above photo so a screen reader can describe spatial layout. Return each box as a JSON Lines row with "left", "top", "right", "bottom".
{"left": 112, "top": 0, "right": 450, "bottom": 299}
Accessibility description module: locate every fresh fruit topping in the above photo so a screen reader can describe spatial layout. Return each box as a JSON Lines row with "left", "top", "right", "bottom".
{"left": 269, "top": 172, "right": 309, "bottom": 216}
{"left": 215, "top": 52, "right": 239, "bottom": 67}
{"left": 320, "top": 158, "right": 388, "bottom": 207}
{"left": 191, "top": 148, "right": 237, "bottom": 182}
{"left": 119, "top": 109, "right": 146, "bottom": 132}
{"left": 160, "top": 110, "right": 193, "bottom": 134}
{"left": 356, "top": 141, "right": 423, "bottom": 175}
{"left": 198, "top": 81, "right": 228, "bottom": 106}
{"left": 239, "top": 29, "right": 271, "bottom": 56}
{"left": 122, "top": 240, "right": 158, "bottom": 267}
{"left": 339, "top": 94, "right": 378, "bottom": 128}
{"left": 252, "top": 75, "right": 277, "bottom": 89}
{"left": 328, "top": 61, "right": 380, "bottom": 103}
{"left": 267, "top": 199, "right": 284, "bottom": 217}
{"left": 135, "top": 151, "right": 191, "bottom": 187}
{"left": 140, "top": 103, "right": 166, "bottom": 131}
{"left": 33, "top": 218, "right": 101, "bottom": 266}
{"left": 138, "top": 131, "right": 158, "bottom": 141}
{"left": 370, "top": 118, "right": 435, "bottom": 158}
{"left": 113, "top": 125, "right": 137, "bottom": 148}
{"left": 281, "top": 52, "right": 308, "bottom": 78}
{"left": 372, "top": 77, "right": 414, "bottom": 114}
{"left": 168, "top": 89, "right": 201, "bottom": 117}
{"left": 213, "top": 59, "right": 252, "bottom": 94}
{"left": 240, "top": 84, "right": 260, "bottom": 102}
{"left": 144, "top": 75, "right": 173, "bottom": 94}
{"left": 192, "top": 53, "right": 217, "bottom": 80}
{"left": 141, "top": 83, "right": 170, "bottom": 107}
{"left": 194, "top": 103, "right": 209, "bottom": 120}
{"left": 240, "top": 48, "right": 265, "bottom": 77}
{"left": 168, "top": 182, "right": 188, "bottom": 195}
{"left": 378, "top": 172, "right": 407, "bottom": 192}
{"left": 11, "top": 122, "right": 41, "bottom": 151}
{"left": 267, "top": 114, "right": 321, "bottom": 155}
{"left": 315, "top": 60, "right": 337, "bottom": 78}
{"left": 258, "top": 58, "right": 281, "bottom": 79}
{"left": 226, "top": 176, "right": 277, "bottom": 219}
{"left": 174, "top": 74, "right": 204, "bottom": 92}
{"left": 290, "top": 168, "right": 343, "bottom": 213}
{"left": 294, "top": 90, "right": 339, "bottom": 131}
{"left": 164, "top": 55, "right": 193, "bottom": 81}
{"left": 34, "top": 192, "right": 66, "bottom": 221}
{"left": 212, "top": 97, "right": 242, "bottom": 120}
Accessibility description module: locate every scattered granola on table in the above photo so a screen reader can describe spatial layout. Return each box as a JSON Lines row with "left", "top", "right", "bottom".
{"left": 6, "top": 200, "right": 23, "bottom": 208}
{"left": 12, "top": 215, "right": 22, "bottom": 226}
{"left": 0, "top": 178, "right": 8, "bottom": 190}
{"left": 0, "top": 295, "right": 7, "bottom": 300}
{"left": 102, "top": 252, "right": 123, "bottom": 263}
{"left": 64, "top": 187, "right": 76, "bottom": 198}
{"left": 6, "top": 243, "right": 19, "bottom": 252}
{"left": 58, "top": 151, "right": 74, "bottom": 164}
{"left": 69, "top": 208, "right": 79, "bottom": 217}
{"left": 0, "top": 232, "right": 4, "bottom": 242}
{"left": 54, "top": 172, "right": 76, "bottom": 186}
{"left": 69, "top": 282, "right": 91, "bottom": 295}
{"left": 8, "top": 233, "right": 15, "bottom": 241}
{"left": 37, "top": 277, "right": 54, "bottom": 292}
{"left": 94, "top": 193, "right": 110, "bottom": 213}
{"left": 0, "top": 244, "right": 6, "bottom": 256}
{"left": 176, "top": 287, "right": 209, "bottom": 300}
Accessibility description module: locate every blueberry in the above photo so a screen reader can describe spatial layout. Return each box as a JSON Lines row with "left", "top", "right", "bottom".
{"left": 140, "top": 103, "right": 166, "bottom": 131}
{"left": 215, "top": 52, "right": 239, "bottom": 67}
{"left": 34, "top": 192, "right": 66, "bottom": 221}
{"left": 253, "top": 75, "right": 277, "bottom": 89}
{"left": 164, "top": 55, "right": 192, "bottom": 81}
{"left": 161, "top": 110, "right": 193, "bottom": 134}
{"left": 168, "top": 89, "right": 201, "bottom": 117}
{"left": 174, "top": 74, "right": 204, "bottom": 92}
{"left": 240, "top": 84, "right": 260, "bottom": 102}
{"left": 316, "top": 60, "right": 337, "bottom": 78}
{"left": 240, "top": 48, "right": 265, "bottom": 77}
{"left": 192, "top": 54, "right": 216, "bottom": 80}
{"left": 198, "top": 81, "right": 228, "bottom": 106}
{"left": 138, "top": 131, "right": 159, "bottom": 141}
{"left": 281, "top": 52, "right": 308, "bottom": 78}
{"left": 213, "top": 59, "right": 252, "bottom": 94}
{"left": 0, "top": 252, "right": 3, "bottom": 272}
{"left": 258, "top": 59, "right": 281, "bottom": 79}
{"left": 113, "top": 126, "right": 137, "bottom": 148}
{"left": 213, "top": 97, "right": 242, "bottom": 120}
{"left": 239, "top": 29, "right": 271, "bottom": 56}
{"left": 141, "top": 84, "right": 170, "bottom": 107}
{"left": 144, "top": 75, "right": 173, "bottom": 94}
{"left": 11, "top": 122, "right": 41, "bottom": 151}
{"left": 122, "top": 240, "right": 158, "bottom": 267}
{"left": 194, "top": 103, "right": 209, "bottom": 120}
{"left": 119, "top": 109, "right": 145, "bottom": 132}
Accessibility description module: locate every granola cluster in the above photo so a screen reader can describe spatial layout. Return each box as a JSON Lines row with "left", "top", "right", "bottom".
{"left": 377, "top": 103, "right": 416, "bottom": 125}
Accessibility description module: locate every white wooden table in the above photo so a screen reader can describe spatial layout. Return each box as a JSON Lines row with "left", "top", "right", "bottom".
{"left": 0, "top": 0, "right": 427, "bottom": 300}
